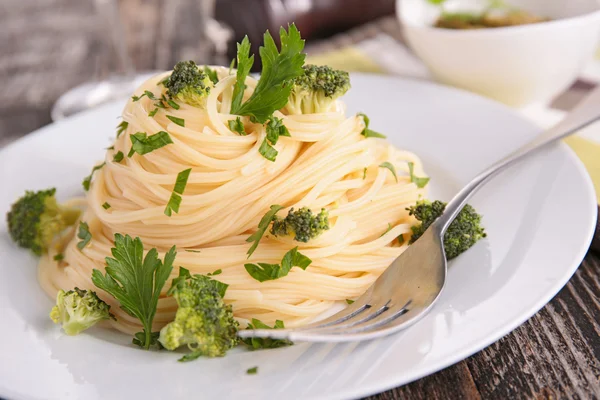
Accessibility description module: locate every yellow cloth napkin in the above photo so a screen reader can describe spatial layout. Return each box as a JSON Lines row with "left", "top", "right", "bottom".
{"left": 307, "top": 50, "right": 600, "bottom": 202}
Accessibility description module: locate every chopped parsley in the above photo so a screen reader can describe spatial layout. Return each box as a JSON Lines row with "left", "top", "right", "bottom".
{"left": 164, "top": 168, "right": 192, "bottom": 216}
{"left": 76, "top": 221, "right": 92, "bottom": 250}
{"left": 102, "top": 202, "right": 111, "bottom": 210}
{"left": 116, "top": 121, "right": 128, "bottom": 138}
{"left": 113, "top": 151, "right": 124, "bottom": 163}
{"left": 204, "top": 66, "right": 219, "bottom": 85}
{"left": 228, "top": 117, "right": 246, "bottom": 135}
{"left": 53, "top": 253, "right": 64, "bottom": 261}
{"left": 358, "top": 113, "right": 386, "bottom": 139}
{"left": 346, "top": 299, "right": 355, "bottom": 304}
{"left": 246, "top": 366, "right": 258, "bottom": 375}
{"left": 363, "top": 167, "right": 367, "bottom": 180}
{"left": 380, "top": 223, "right": 393, "bottom": 237}
{"left": 244, "top": 246, "right": 311, "bottom": 282}
{"left": 398, "top": 234, "right": 405, "bottom": 245}
{"left": 246, "top": 205, "right": 284, "bottom": 257}
{"left": 128, "top": 131, "right": 173, "bottom": 157}
{"left": 82, "top": 162, "right": 105, "bottom": 191}
{"left": 407, "top": 162, "right": 430, "bottom": 188}
{"left": 166, "top": 115, "right": 185, "bottom": 127}
{"left": 208, "top": 269, "right": 222, "bottom": 276}
{"left": 230, "top": 36, "right": 254, "bottom": 114}
{"left": 258, "top": 140, "right": 278, "bottom": 162}
{"left": 148, "top": 108, "right": 159, "bottom": 117}
{"left": 185, "top": 249, "right": 201, "bottom": 253}
{"left": 242, "top": 319, "right": 293, "bottom": 349}
{"left": 379, "top": 162, "right": 398, "bottom": 183}
{"left": 167, "top": 99, "right": 180, "bottom": 109}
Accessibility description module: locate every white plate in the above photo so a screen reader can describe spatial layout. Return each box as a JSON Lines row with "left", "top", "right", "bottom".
{"left": 0, "top": 74, "right": 596, "bottom": 400}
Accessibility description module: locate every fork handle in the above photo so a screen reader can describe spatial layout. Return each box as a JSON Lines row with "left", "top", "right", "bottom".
{"left": 435, "top": 86, "right": 600, "bottom": 235}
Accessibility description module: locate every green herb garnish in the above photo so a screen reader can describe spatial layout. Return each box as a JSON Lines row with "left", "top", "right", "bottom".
{"left": 102, "top": 202, "right": 111, "bottom": 210}
{"left": 113, "top": 151, "right": 124, "bottom": 163}
{"left": 116, "top": 121, "right": 128, "bottom": 138}
{"left": 358, "top": 113, "right": 386, "bottom": 139}
{"left": 246, "top": 367, "right": 258, "bottom": 375}
{"left": 91, "top": 234, "right": 175, "bottom": 350}
{"left": 379, "top": 162, "right": 398, "bottom": 183}
{"left": 242, "top": 319, "right": 293, "bottom": 349}
{"left": 166, "top": 115, "right": 185, "bottom": 127}
{"left": 76, "top": 221, "right": 92, "bottom": 250}
{"left": 82, "top": 162, "right": 105, "bottom": 191}
{"left": 53, "top": 253, "right": 64, "bottom": 261}
{"left": 204, "top": 66, "right": 219, "bottom": 85}
{"left": 228, "top": 117, "right": 246, "bottom": 135}
{"left": 245, "top": 246, "right": 311, "bottom": 282}
{"left": 164, "top": 168, "right": 192, "bottom": 216}
{"left": 246, "top": 205, "right": 284, "bottom": 257}
{"left": 128, "top": 131, "right": 173, "bottom": 157}
{"left": 407, "top": 162, "right": 430, "bottom": 188}
{"left": 230, "top": 36, "right": 254, "bottom": 114}
{"left": 346, "top": 299, "right": 355, "bottom": 304}
{"left": 231, "top": 24, "right": 306, "bottom": 123}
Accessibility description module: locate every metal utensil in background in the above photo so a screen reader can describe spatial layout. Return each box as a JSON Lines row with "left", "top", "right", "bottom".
{"left": 51, "top": 0, "right": 231, "bottom": 121}
{"left": 239, "top": 85, "right": 600, "bottom": 343}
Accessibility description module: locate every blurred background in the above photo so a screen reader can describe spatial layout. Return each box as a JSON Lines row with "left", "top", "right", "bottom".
{"left": 1, "top": 0, "right": 600, "bottom": 150}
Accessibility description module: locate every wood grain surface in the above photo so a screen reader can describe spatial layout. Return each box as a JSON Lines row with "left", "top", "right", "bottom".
{"left": 1, "top": 1, "right": 599, "bottom": 399}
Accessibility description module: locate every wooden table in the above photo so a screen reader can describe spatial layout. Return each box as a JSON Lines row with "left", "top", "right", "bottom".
{"left": 1, "top": 1, "right": 599, "bottom": 398}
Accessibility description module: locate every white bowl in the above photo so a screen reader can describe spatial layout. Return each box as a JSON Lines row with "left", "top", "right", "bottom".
{"left": 397, "top": 0, "right": 600, "bottom": 106}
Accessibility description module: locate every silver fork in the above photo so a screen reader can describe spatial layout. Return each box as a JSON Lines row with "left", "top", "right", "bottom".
{"left": 238, "top": 86, "right": 600, "bottom": 343}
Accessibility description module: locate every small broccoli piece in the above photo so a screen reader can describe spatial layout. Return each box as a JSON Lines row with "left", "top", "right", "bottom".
{"left": 50, "top": 288, "right": 114, "bottom": 335}
{"left": 407, "top": 200, "right": 486, "bottom": 259}
{"left": 6, "top": 188, "right": 81, "bottom": 256}
{"left": 270, "top": 207, "right": 329, "bottom": 243}
{"left": 159, "top": 268, "right": 238, "bottom": 361}
{"left": 284, "top": 64, "right": 350, "bottom": 114}
{"left": 164, "top": 60, "right": 214, "bottom": 108}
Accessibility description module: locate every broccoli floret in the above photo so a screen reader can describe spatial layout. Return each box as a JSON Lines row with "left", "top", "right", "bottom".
{"left": 407, "top": 200, "right": 486, "bottom": 259}
{"left": 50, "top": 287, "right": 114, "bottom": 335}
{"left": 164, "top": 60, "right": 214, "bottom": 107}
{"left": 6, "top": 188, "right": 80, "bottom": 255}
{"left": 284, "top": 64, "right": 350, "bottom": 114}
{"left": 270, "top": 207, "right": 329, "bottom": 243}
{"left": 159, "top": 268, "right": 238, "bottom": 361}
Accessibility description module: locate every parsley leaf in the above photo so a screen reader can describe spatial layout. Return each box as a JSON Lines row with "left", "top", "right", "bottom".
{"left": 116, "top": 121, "right": 128, "bottom": 138}
{"left": 228, "top": 117, "right": 246, "bottom": 135}
{"left": 167, "top": 99, "right": 180, "bottom": 109}
{"left": 53, "top": 253, "right": 64, "bottom": 261}
{"left": 76, "top": 221, "right": 92, "bottom": 250}
{"left": 102, "top": 202, "right": 111, "bottom": 210}
{"left": 398, "top": 234, "right": 405, "bottom": 245}
{"left": 346, "top": 299, "right": 355, "bottom": 304}
{"left": 246, "top": 205, "right": 283, "bottom": 257}
{"left": 380, "top": 223, "right": 392, "bottom": 237}
{"left": 148, "top": 108, "right": 159, "bottom": 117}
{"left": 91, "top": 234, "right": 175, "bottom": 350}
{"left": 166, "top": 115, "right": 185, "bottom": 127}
{"left": 204, "top": 66, "right": 219, "bottom": 85}
{"left": 258, "top": 139, "right": 278, "bottom": 161}
{"left": 407, "top": 162, "right": 430, "bottom": 188}
{"left": 244, "top": 246, "right": 312, "bottom": 282}
{"left": 208, "top": 269, "right": 222, "bottom": 276}
{"left": 113, "top": 151, "right": 124, "bottom": 163}
{"left": 230, "top": 36, "right": 254, "bottom": 113}
{"left": 265, "top": 116, "right": 290, "bottom": 145}
{"left": 379, "top": 162, "right": 398, "bottom": 183}
{"left": 82, "top": 162, "right": 105, "bottom": 191}
{"left": 247, "top": 366, "right": 258, "bottom": 375}
{"left": 363, "top": 167, "right": 368, "bottom": 180}
{"left": 241, "top": 319, "right": 293, "bottom": 350}
{"left": 128, "top": 131, "right": 173, "bottom": 157}
{"left": 185, "top": 249, "right": 201, "bottom": 253}
{"left": 164, "top": 168, "right": 191, "bottom": 216}
{"left": 234, "top": 24, "right": 306, "bottom": 123}
{"left": 358, "top": 113, "right": 386, "bottom": 139}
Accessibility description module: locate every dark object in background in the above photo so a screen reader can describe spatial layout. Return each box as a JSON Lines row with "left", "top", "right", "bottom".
{"left": 216, "top": 0, "right": 395, "bottom": 69}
